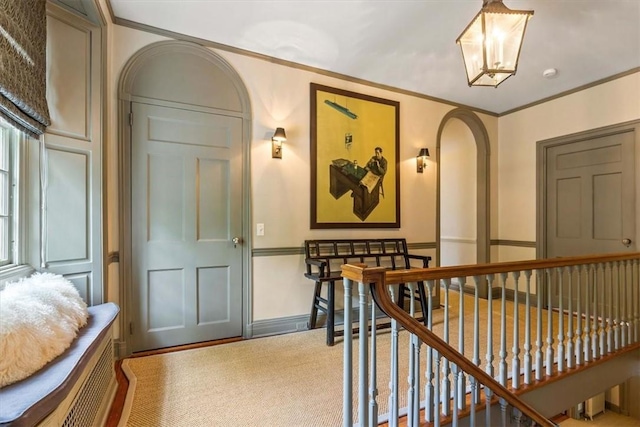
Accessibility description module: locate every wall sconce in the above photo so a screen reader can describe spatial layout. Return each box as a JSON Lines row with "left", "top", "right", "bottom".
{"left": 416, "top": 148, "right": 430, "bottom": 173}
{"left": 272, "top": 127, "right": 286, "bottom": 159}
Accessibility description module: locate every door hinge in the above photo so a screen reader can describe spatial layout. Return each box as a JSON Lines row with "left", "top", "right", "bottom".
{"left": 129, "top": 111, "right": 133, "bottom": 126}
{"left": 129, "top": 322, "right": 134, "bottom": 335}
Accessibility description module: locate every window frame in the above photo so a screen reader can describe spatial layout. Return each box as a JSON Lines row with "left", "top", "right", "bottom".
{"left": 0, "top": 122, "right": 33, "bottom": 283}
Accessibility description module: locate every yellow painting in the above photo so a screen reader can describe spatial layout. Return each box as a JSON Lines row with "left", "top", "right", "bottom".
{"left": 310, "top": 83, "right": 400, "bottom": 228}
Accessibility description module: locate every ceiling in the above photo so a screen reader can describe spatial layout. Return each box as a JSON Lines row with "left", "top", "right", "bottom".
{"left": 107, "top": 0, "right": 640, "bottom": 115}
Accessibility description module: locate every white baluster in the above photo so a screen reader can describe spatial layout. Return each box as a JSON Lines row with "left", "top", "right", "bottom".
{"left": 500, "top": 398, "right": 508, "bottom": 427}
{"left": 469, "top": 375, "right": 477, "bottom": 427}
{"left": 546, "top": 269, "right": 555, "bottom": 377}
{"left": 343, "top": 277, "right": 353, "bottom": 427}
{"left": 369, "top": 293, "right": 378, "bottom": 426}
{"left": 622, "top": 261, "right": 633, "bottom": 346}
{"left": 499, "top": 272, "right": 508, "bottom": 387}
{"left": 614, "top": 261, "right": 621, "bottom": 351}
{"left": 484, "top": 273, "right": 495, "bottom": 427}
{"left": 523, "top": 270, "right": 533, "bottom": 384}
{"left": 485, "top": 389, "right": 492, "bottom": 427}
{"left": 566, "top": 266, "right": 575, "bottom": 369}
{"left": 535, "top": 270, "right": 544, "bottom": 380}
{"left": 583, "top": 265, "right": 591, "bottom": 363}
{"left": 424, "top": 280, "right": 435, "bottom": 423}
{"left": 606, "top": 262, "right": 613, "bottom": 354}
{"left": 434, "top": 349, "right": 441, "bottom": 427}
{"left": 358, "top": 281, "right": 369, "bottom": 427}
{"left": 389, "top": 286, "right": 399, "bottom": 427}
{"left": 575, "top": 265, "right": 584, "bottom": 366}
{"left": 486, "top": 274, "right": 495, "bottom": 379}
{"left": 457, "top": 276, "right": 466, "bottom": 410}
{"left": 512, "top": 271, "right": 521, "bottom": 389}
{"left": 452, "top": 364, "right": 459, "bottom": 427}
{"left": 556, "top": 267, "right": 565, "bottom": 373}
{"left": 441, "top": 279, "right": 451, "bottom": 417}
{"left": 598, "top": 263, "right": 605, "bottom": 359}
{"left": 471, "top": 276, "right": 482, "bottom": 411}
{"left": 592, "top": 263, "right": 600, "bottom": 359}
{"left": 412, "top": 333, "right": 421, "bottom": 426}
{"left": 407, "top": 283, "right": 416, "bottom": 427}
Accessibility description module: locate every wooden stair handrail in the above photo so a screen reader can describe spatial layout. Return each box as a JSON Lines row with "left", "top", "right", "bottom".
{"left": 381, "top": 252, "right": 640, "bottom": 285}
{"left": 341, "top": 263, "right": 557, "bottom": 427}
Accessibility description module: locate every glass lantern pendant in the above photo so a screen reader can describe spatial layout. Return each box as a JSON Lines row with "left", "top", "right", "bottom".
{"left": 456, "top": 0, "right": 534, "bottom": 87}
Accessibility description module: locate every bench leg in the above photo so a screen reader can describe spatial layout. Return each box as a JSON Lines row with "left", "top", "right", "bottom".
{"left": 309, "top": 281, "right": 323, "bottom": 329}
{"left": 397, "top": 283, "right": 406, "bottom": 308}
{"left": 416, "top": 281, "right": 429, "bottom": 326}
{"left": 326, "top": 281, "right": 335, "bottom": 346}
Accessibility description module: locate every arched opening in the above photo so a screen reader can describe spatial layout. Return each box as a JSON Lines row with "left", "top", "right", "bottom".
{"left": 436, "top": 108, "right": 490, "bottom": 295}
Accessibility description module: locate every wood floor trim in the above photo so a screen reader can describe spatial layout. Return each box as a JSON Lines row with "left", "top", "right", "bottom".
{"left": 105, "top": 336, "right": 243, "bottom": 426}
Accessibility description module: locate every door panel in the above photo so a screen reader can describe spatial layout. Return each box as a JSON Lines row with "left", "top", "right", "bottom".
{"left": 547, "top": 131, "right": 635, "bottom": 257}
{"left": 131, "top": 102, "right": 243, "bottom": 352}
{"left": 547, "top": 130, "right": 636, "bottom": 309}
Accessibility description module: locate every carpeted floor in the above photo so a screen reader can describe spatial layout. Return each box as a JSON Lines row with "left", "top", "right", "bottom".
{"left": 119, "top": 292, "right": 566, "bottom": 426}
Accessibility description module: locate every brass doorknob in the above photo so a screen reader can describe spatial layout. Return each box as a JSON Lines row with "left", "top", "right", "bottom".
{"left": 622, "top": 238, "right": 632, "bottom": 247}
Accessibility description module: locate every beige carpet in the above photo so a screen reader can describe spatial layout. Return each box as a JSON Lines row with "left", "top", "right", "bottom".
{"left": 119, "top": 293, "right": 565, "bottom": 426}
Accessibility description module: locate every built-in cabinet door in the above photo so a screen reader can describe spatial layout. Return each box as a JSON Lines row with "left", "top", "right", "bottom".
{"left": 131, "top": 102, "right": 243, "bottom": 352}
{"left": 43, "top": 3, "right": 102, "bottom": 304}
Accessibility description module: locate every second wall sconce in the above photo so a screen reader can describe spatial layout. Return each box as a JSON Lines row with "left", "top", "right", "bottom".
{"left": 272, "top": 127, "right": 287, "bottom": 159}
{"left": 416, "top": 148, "right": 430, "bottom": 173}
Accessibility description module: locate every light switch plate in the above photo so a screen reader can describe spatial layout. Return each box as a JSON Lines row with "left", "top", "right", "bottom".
{"left": 256, "top": 223, "right": 265, "bottom": 236}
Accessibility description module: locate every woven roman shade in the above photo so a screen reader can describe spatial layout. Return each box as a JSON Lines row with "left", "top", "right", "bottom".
{"left": 0, "top": 0, "right": 50, "bottom": 138}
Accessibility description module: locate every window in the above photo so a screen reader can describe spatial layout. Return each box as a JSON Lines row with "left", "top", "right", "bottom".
{"left": 0, "top": 125, "right": 12, "bottom": 266}
{"left": 0, "top": 122, "right": 26, "bottom": 273}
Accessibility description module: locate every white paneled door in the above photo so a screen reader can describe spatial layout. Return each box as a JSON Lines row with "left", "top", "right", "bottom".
{"left": 131, "top": 102, "right": 243, "bottom": 352}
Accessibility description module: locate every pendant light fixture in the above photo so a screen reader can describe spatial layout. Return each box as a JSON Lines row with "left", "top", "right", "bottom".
{"left": 456, "top": 0, "right": 534, "bottom": 87}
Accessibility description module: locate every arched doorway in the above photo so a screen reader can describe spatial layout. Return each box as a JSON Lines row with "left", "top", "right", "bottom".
{"left": 118, "top": 41, "right": 252, "bottom": 354}
{"left": 436, "top": 108, "right": 490, "bottom": 296}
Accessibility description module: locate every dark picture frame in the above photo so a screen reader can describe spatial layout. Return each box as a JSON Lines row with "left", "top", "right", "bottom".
{"left": 310, "top": 83, "right": 400, "bottom": 229}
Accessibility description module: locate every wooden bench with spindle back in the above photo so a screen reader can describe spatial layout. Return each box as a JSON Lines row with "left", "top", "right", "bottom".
{"left": 304, "top": 238, "right": 436, "bottom": 345}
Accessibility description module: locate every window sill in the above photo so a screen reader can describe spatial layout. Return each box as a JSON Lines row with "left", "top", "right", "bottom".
{"left": 0, "top": 264, "right": 35, "bottom": 287}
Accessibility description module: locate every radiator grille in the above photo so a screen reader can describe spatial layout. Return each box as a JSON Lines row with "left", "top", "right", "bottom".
{"left": 62, "top": 340, "right": 114, "bottom": 427}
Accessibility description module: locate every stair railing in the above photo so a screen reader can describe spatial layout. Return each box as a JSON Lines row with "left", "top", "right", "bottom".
{"left": 340, "top": 252, "right": 640, "bottom": 427}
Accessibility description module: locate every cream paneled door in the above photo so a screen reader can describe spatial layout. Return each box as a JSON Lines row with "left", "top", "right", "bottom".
{"left": 131, "top": 102, "right": 243, "bottom": 352}
{"left": 546, "top": 130, "right": 636, "bottom": 307}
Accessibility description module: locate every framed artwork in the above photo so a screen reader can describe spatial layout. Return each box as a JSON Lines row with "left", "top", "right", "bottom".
{"left": 310, "top": 83, "right": 400, "bottom": 229}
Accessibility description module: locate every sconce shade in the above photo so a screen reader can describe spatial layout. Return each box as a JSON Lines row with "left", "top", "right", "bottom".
{"left": 273, "top": 127, "right": 287, "bottom": 142}
{"left": 272, "top": 127, "right": 286, "bottom": 159}
{"left": 416, "top": 148, "right": 430, "bottom": 173}
{"left": 456, "top": 0, "right": 533, "bottom": 87}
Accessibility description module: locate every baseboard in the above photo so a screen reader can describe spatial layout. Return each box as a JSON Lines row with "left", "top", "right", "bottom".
{"left": 114, "top": 339, "right": 127, "bottom": 360}
{"left": 250, "top": 305, "right": 389, "bottom": 338}
{"left": 605, "top": 401, "right": 623, "bottom": 414}
{"left": 250, "top": 314, "right": 311, "bottom": 338}
{"left": 491, "top": 287, "right": 541, "bottom": 307}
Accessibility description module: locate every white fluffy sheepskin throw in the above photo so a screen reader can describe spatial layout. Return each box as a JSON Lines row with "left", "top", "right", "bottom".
{"left": 0, "top": 273, "right": 88, "bottom": 388}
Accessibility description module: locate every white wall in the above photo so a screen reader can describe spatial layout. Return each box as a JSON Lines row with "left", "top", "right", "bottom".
{"left": 440, "top": 118, "right": 477, "bottom": 267}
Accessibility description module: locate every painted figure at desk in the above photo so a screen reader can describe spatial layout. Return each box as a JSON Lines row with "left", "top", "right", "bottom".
{"left": 329, "top": 155, "right": 383, "bottom": 221}
{"left": 365, "top": 146, "right": 387, "bottom": 197}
